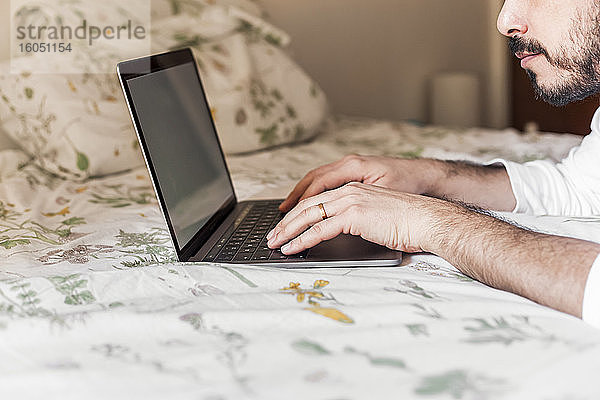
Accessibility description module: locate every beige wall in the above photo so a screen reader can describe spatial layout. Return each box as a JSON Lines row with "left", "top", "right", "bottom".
{"left": 259, "top": 0, "right": 509, "bottom": 127}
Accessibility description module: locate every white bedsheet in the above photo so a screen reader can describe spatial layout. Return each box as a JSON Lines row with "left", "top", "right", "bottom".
{"left": 0, "top": 118, "right": 598, "bottom": 400}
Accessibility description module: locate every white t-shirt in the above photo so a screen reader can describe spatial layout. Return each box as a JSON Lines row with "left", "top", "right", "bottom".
{"left": 491, "top": 107, "right": 600, "bottom": 328}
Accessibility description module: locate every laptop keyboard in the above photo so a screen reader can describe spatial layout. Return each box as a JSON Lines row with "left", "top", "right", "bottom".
{"left": 202, "top": 200, "right": 308, "bottom": 263}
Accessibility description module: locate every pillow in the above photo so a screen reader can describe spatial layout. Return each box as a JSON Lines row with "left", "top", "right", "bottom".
{"left": 0, "top": 61, "right": 144, "bottom": 179}
{"left": 150, "top": 6, "right": 329, "bottom": 153}
{"left": 151, "top": 0, "right": 264, "bottom": 19}
{"left": 0, "top": 126, "right": 17, "bottom": 151}
{"left": 0, "top": 0, "right": 150, "bottom": 179}
{"left": 0, "top": 0, "right": 329, "bottom": 180}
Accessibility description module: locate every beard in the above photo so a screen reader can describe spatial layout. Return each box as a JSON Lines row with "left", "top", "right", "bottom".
{"left": 508, "top": 7, "right": 600, "bottom": 107}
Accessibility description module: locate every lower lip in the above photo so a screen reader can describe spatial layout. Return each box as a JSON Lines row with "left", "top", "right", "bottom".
{"left": 520, "top": 54, "right": 540, "bottom": 68}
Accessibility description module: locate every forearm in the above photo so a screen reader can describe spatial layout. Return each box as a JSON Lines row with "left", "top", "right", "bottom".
{"left": 424, "top": 202, "right": 600, "bottom": 317}
{"left": 415, "top": 159, "right": 516, "bottom": 212}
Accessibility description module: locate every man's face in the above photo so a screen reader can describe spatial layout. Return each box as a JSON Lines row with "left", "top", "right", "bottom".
{"left": 498, "top": 0, "right": 600, "bottom": 106}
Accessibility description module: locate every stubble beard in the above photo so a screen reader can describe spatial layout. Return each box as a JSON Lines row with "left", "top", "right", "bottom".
{"left": 511, "top": 6, "right": 600, "bottom": 107}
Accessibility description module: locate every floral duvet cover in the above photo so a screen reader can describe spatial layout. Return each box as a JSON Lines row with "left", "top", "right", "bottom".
{"left": 1, "top": 118, "right": 599, "bottom": 400}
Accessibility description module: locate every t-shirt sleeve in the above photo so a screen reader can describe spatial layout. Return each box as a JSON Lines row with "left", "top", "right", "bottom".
{"left": 486, "top": 108, "right": 600, "bottom": 216}
{"left": 583, "top": 254, "right": 600, "bottom": 329}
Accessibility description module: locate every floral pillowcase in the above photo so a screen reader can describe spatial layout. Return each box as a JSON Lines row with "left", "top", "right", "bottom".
{"left": 0, "top": 0, "right": 329, "bottom": 180}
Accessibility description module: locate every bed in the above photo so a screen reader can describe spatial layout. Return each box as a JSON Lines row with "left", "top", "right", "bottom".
{"left": 1, "top": 116, "right": 600, "bottom": 399}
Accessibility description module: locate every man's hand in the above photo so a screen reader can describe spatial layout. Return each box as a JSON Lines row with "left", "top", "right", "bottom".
{"left": 269, "top": 182, "right": 448, "bottom": 254}
{"left": 269, "top": 182, "right": 600, "bottom": 318}
{"left": 279, "top": 155, "right": 434, "bottom": 212}
{"left": 279, "top": 155, "right": 517, "bottom": 213}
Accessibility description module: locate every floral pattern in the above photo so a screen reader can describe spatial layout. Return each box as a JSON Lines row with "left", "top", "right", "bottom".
{"left": 0, "top": 117, "right": 599, "bottom": 399}
{"left": 0, "top": 0, "right": 329, "bottom": 180}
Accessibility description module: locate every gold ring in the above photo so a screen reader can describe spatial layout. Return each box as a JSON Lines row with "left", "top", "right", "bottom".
{"left": 318, "top": 203, "right": 328, "bottom": 220}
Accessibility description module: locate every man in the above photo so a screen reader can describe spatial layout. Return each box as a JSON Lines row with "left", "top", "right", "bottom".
{"left": 266, "top": 0, "right": 600, "bottom": 328}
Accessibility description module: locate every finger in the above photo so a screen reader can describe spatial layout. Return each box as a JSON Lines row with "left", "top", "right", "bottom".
{"left": 280, "top": 217, "right": 345, "bottom": 255}
{"left": 268, "top": 200, "right": 343, "bottom": 248}
{"left": 279, "top": 157, "right": 364, "bottom": 212}
{"left": 273, "top": 187, "right": 345, "bottom": 239}
{"left": 279, "top": 162, "right": 341, "bottom": 212}
{"left": 296, "top": 168, "right": 363, "bottom": 204}
{"left": 275, "top": 181, "right": 367, "bottom": 237}
{"left": 279, "top": 172, "right": 316, "bottom": 212}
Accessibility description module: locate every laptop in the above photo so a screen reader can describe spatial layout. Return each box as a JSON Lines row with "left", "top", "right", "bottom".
{"left": 117, "top": 48, "right": 402, "bottom": 267}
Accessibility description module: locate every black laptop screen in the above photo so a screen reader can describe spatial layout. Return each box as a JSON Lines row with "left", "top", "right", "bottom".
{"left": 126, "top": 62, "right": 235, "bottom": 249}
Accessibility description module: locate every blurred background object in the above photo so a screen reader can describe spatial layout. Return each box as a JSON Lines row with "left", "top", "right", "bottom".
{"left": 431, "top": 72, "right": 480, "bottom": 128}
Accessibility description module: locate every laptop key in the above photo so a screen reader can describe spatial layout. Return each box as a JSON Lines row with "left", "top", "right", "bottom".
{"left": 233, "top": 253, "right": 253, "bottom": 262}
{"left": 216, "top": 254, "right": 234, "bottom": 262}
{"left": 212, "top": 243, "right": 225, "bottom": 252}
{"left": 203, "top": 254, "right": 217, "bottom": 262}
{"left": 269, "top": 251, "right": 288, "bottom": 260}
{"left": 206, "top": 201, "right": 297, "bottom": 264}
{"left": 204, "top": 241, "right": 229, "bottom": 262}
{"left": 252, "top": 251, "right": 272, "bottom": 260}
{"left": 286, "top": 251, "right": 308, "bottom": 260}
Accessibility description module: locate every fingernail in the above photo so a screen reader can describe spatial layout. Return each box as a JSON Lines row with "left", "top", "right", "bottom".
{"left": 281, "top": 243, "right": 291, "bottom": 254}
{"left": 266, "top": 229, "right": 275, "bottom": 240}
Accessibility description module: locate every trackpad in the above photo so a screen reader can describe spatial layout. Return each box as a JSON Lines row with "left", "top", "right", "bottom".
{"left": 307, "top": 234, "right": 401, "bottom": 261}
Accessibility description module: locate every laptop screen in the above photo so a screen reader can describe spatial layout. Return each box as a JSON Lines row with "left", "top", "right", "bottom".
{"left": 126, "top": 61, "right": 235, "bottom": 250}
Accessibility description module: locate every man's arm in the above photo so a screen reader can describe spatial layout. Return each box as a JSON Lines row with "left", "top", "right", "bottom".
{"left": 426, "top": 203, "right": 600, "bottom": 317}
{"left": 417, "top": 159, "right": 517, "bottom": 212}
{"left": 279, "top": 156, "right": 517, "bottom": 213}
